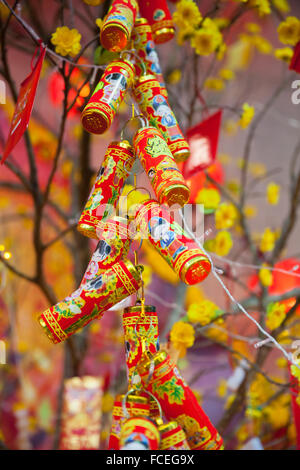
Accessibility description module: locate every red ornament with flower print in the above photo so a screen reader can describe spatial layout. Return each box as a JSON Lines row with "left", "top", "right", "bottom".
{"left": 137, "top": 351, "right": 224, "bottom": 450}
{"left": 78, "top": 140, "right": 135, "bottom": 239}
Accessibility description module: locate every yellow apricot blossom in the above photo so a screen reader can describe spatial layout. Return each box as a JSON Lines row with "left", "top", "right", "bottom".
{"left": 239, "top": 103, "right": 255, "bottom": 129}
{"left": 204, "top": 77, "right": 224, "bottom": 91}
{"left": 244, "top": 204, "right": 257, "bottom": 218}
{"left": 272, "top": 0, "right": 290, "bottom": 13}
{"left": 266, "top": 302, "right": 286, "bottom": 330}
{"left": 170, "top": 321, "right": 195, "bottom": 358}
{"left": 191, "top": 18, "right": 223, "bottom": 56}
{"left": 213, "top": 231, "right": 233, "bottom": 256}
{"left": 187, "top": 300, "right": 221, "bottom": 325}
{"left": 267, "top": 182, "right": 280, "bottom": 205}
{"left": 215, "top": 202, "right": 238, "bottom": 230}
{"left": 274, "top": 47, "right": 293, "bottom": 63}
{"left": 196, "top": 188, "right": 221, "bottom": 211}
{"left": 260, "top": 227, "right": 276, "bottom": 252}
{"left": 172, "top": 0, "right": 202, "bottom": 29}
{"left": 51, "top": 26, "right": 81, "bottom": 57}
{"left": 278, "top": 16, "right": 300, "bottom": 46}
{"left": 259, "top": 264, "right": 273, "bottom": 287}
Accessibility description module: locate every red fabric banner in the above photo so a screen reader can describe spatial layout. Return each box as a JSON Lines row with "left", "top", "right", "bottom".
{"left": 183, "top": 110, "right": 222, "bottom": 180}
{"left": 1, "top": 42, "right": 46, "bottom": 164}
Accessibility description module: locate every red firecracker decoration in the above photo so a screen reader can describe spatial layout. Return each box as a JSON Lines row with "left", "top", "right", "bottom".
{"left": 119, "top": 416, "right": 160, "bottom": 450}
{"left": 134, "top": 199, "right": 211, "bottom": 285}
{"left": 137, "top": 0, "right": 174, "bottom": 44}
{"left": 137, "top": 350, "right": 224, "bottom": 450}
{"left": 81, "top": 58, "right": 135, "bottom": 134}
{"left": 77, "top": 140, "right": 135, "bottom": 238}
{"left": 38, "top": 259, "right": 142, "bottom": 343}
{"left": 133, "top": 75, "right": 190, "bottom": 162}
{"left": 133, "top": 126, "right": 190, "bottom": 207}
{"left": 100, "top": 0, "right": 139, "bottom": 52}
{"left": 108, "top": 393, "right": 150, "bottom": 450}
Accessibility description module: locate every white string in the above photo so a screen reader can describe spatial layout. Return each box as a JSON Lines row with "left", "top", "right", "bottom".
{"left": 210, "top": 252, "right": 300, "bottom": 279}
{"left": 179, "top": 210, "right": 299, "bottom": 367}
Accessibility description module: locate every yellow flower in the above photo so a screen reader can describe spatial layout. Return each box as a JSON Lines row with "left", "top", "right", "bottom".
{"left": 167, "top": 69, "right": 182, "bottom": 85}
{"left": 215, "top": 202, "right": 238, "bottom": 230}
{"left": 170, "top": 321, "right": 195, "bottom": 358}
{"left": 274, "top": 47, "right": 293, "bottom": 63}
{"left": 254, "top": 0, "right": 271, "bottom": 16}
{"left": 102, "top": 392, "right": 114, "bottom": 413}
{"left": 249, "top": 162, "right": 266, "bottom": 177}
{"left": 204, "top": 77, "right": 224, "bottom": 91}
{"left": 236, "top": 424, "right": 249, "bottom": 443}
{"left": 259, "top": 264, "right": 273, "bottom": 287}
{"left": 244, "top": 204, "right": 257, "bottom": 218}
{"left": 239, "top": 103, "right": 255, "bottom": 129}
{"left": 176, "top": 25, "right": 195, "bottom": 46}
{"left": 205, "top": 325, "right": 228, "bottom": 343}
{"left": 213, "top": 18, "right": 230, "bottom": 30}
{"left": 278, "top": 16, "right": 300, "bottom": 46}
{"left": 119, "top": 184, "right": 149, "bottom": 217}
{"left": 84, "top": 0, "right": 104, "bottom": 4}
{"left": 267, "top": 182, "right": 280, "bottom": 205}
{"left": 173, "top": 0, "right": 202, "bottom": 29}
{"left": 252, "top": 35, "right": 273, "bottom": 54}
{"left": 245, "top": 22, "right": 261, "bottom": 34}
{"left": 260, "top": 227, "right": 276, "bottom": 252}
{"left": 218, "top": 153, "right": 232, "bottom": 165}
{"left": 272, "top": 0, "right": 290, "bottom": 13}
{"left": 51, "top": 26, "right": 81, "bottom": 57}
{"left": 217, "top": 379, "right": 227, "bottom": 398}
{"left": 196, "top": 188, "right": 221, "bottom": 211}
{"left": 187, "top": 300, "right": 220, "bottom": 325}
{"left": 291, "top": 364, "right": 300, "bottom": 381}
{"left": 191, "top": 18, "right": 223, "bottom": 56}
{"left": 95, "top": 18, "right": 103, "bottom": 30}
{"left": 141, "top": 264, "right": 152, "bottom": 288}
{"left": 216, "top": 42, "right": 227, "bottom": 60}
{"left": 185, "top": 286, "right": 205, "bottom": 309}
{"left": 219, "top": 68, "right": 235, "bottom": 81}
{"left": 213, "top": 230, "right": 233, "bottom": 256}
{"left": 266, "top": 302, "right": 286, "bottom": 330}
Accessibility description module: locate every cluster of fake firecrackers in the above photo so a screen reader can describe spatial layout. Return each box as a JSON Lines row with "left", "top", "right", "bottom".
{"left": 37, "top": 0, "right": 223, "bottom": 450}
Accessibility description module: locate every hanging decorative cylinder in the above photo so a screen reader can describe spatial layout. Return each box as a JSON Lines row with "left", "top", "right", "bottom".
{"left": 81, "top": 59, "right": 135, "bottom": 134}
{"left": 100, "top": 0, "right": 139, "bottom": 52}
{"left": 133, "top": 74, "right": 190, "bottom": 162}
{"left": 38, "top": 259, "right": 142, "bottom": 343}
{"left": 134, "top": 199, "right": 211, "bottom": 285}
{"left": 137, "top": 0, "right": 175, "bottom": 44}
{"left": 137, "top": 350, "right": 224, "bottom": 450}
{"left": 133, "top": 126, "right": 190, "bottom": 207}
{"left": 77, "top": 140, "right": 135, "bottom": 239}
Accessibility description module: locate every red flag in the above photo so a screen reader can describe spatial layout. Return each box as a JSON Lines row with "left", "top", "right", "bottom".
{"left": 1, "top": 42, "right": 46, "bottom": 164}
{"left": 183, "top": 110, "right": 222, "bottom": 180}
{"left": 290, "top": 41, "right": 300, "bottom": 74}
